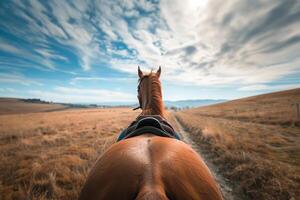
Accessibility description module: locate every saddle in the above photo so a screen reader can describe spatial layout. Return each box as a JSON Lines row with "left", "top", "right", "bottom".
{"left": 117, "top": 115, "right": 181, "bottom": 141}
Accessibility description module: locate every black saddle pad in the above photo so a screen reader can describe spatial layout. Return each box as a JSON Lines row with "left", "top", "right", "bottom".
{"left": 117, "top": 115, "right": 181, "bottom": 141}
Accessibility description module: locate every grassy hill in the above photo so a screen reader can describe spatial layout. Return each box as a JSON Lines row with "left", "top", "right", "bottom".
{"left": 175, "top": 88, "right": 300, "bottom": 199}
{"left": 187, "top": 88, "right": 300, "bottom": 126}
{"left": 0, "top": 98, "right": 68, "bottom": 115}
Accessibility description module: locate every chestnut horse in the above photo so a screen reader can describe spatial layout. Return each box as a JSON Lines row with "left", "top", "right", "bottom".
{"left": 79, "top": 67, "right": 223, "bottom": 200}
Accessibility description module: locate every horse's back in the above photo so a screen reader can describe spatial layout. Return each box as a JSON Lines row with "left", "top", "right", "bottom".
{"left": 79, "top": 134, "right": 223, "bottom": 200}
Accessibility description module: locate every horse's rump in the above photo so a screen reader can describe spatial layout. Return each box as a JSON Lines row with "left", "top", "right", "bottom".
{"left": 79, "top": 134, "right": 223, "bottom": 200}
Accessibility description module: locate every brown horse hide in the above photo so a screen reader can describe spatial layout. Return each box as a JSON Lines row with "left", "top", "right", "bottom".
{"left": 79, "top": 134, "right": 223, "bottom": 200}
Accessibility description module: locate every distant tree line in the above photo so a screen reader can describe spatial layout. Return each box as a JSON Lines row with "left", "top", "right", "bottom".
{"left": 21, "top": 98, "right": 52, "bottom": 104}
{"left": 165, "top": 106, "right": 191, "bottom": 111}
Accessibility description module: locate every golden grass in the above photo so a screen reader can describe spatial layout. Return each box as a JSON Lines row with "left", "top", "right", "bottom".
{"left": 1, "top": 89, "right": 299, "bottom": 200}
{"left": 0, "top": 108, "right": 139, "bottom": 200}
{"left": 175, "top": 88, "right": 300, "bottom": 200}
{"left": 189, "top": 88, "right": 300, "bottom": 126}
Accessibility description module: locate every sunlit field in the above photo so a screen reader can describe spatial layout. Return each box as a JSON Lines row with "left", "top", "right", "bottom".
{"left": 0, "top": 108, "right": 139, "bottom": 200}
{"left": 1, "top": 89, "right": 300, "bottom": 200}
{"left": 175, "top": 88, "right": 300, "bottom": 199}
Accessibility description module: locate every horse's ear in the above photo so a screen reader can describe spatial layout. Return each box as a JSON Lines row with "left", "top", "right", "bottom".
{"left": 157, "top": 66, "right": 161, "bottom": 78}
{"left": 138, "top": 66, "right": 143, "bottom": 78}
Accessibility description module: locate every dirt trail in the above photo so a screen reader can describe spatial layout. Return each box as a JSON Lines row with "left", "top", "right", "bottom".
{"left": 171, "top": 113, "right": 238, "bottom": 200}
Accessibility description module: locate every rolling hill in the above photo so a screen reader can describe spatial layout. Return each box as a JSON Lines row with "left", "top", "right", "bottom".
{"left": 186, "top": 88, "right": 300, "bottom": 126}
{"left": 0, "top": 98, "right": 68, "bottom": 115}
{"left": 175, "top": 88, "right": 300, "bottom": 199}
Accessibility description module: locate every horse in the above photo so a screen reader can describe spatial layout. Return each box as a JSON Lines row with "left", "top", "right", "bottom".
{"left": 79, "top": 67, "right": 223, "bottom": 200}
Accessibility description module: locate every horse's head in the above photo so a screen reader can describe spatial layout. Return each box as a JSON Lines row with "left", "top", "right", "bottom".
{"left": 138, "top": 66, "right": 161, "bottom": 79}
{"left": 135, "top": 66, "right": 164, "bottom": 117}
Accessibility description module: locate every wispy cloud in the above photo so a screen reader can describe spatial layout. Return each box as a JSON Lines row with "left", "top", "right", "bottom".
{"left": 0, "top": 42, "right": 26, "bottom": 56}
{"left": 3, "top": 0, "right": 300, "bottom": 81}
{"left": 157, "top": 0, "right": 300, "bottom": 86}
{"left": 0, "top": 0, "right": 299, "bottom": 101}
{"left": 0, "top": 72, "right": 42, "bottom": 86}
{"left": 239, "top": 83, "right": 300, "bottom": 91}
{"left": 69, "top": 76, "right": 136, "bottom": 85}
{"left": 28, "top": 87, "right": 135, "bottom": 103}
{"left": 71, "top": 76, "right": 135, "bottom": 82}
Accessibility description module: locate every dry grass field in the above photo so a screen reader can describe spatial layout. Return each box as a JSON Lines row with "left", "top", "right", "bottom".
{"left": 1, "top": 89, "right": 299, "bottom": 200}
{"left": 175, "top": 88, "right": 300, "bottom": 200}
{"left": 187, "top": 88, "right": 300, "bottom": 126}
{"left": 0, "top": 108, "right": 139, "bottom": 200}
{"left": 0, "top": 98, "right": 68, "bottom": 115}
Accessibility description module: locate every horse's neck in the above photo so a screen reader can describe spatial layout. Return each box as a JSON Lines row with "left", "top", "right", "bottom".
{"left": 141, "top": 82, "right": 165, "bottom": 117}
{"left": 142, "top": 101, "right": 164, "bottom": 117}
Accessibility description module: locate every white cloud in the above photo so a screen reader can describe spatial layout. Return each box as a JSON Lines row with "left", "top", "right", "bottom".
{"left": 0, "top": 88, "right": 17, "bottom": 93}
{"left": 34, "top": 48, "right": 68, "bottom": 62}
{"left": 92, "top": 0, "right": 300, "bottom": 88}
{"left": 0, "top": 40, "right": 56, "bottom": 70}
{"left": 136, "top": 0, "right": 156, "bottom": 12}
{"left": 28, "top": 87, "right": 136, "bottom": 103}
{"left": 69, "top": 76, "right": 136, "bottom": 85}
{"left": 0, "top": 42, "right": 26, "bottom": 56}
{"left": 5, "top": 0, "right": 105, "bottom": 71}
{"left": 239, "top": 84, "right": 300, "bottom": 91}
{"left": 0, "top": 73, "right": 42, "bottom": 86}
{"left": 99, "top": 19, "right": 119, "bottom": 41}
{"left": 2, "top": 0, "right": 300, "bottom": 92}
{"left": 238, "top": 84, "right": 270, "bottom": 91}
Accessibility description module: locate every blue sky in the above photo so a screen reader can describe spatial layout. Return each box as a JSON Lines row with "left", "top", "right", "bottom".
{"left": 0, "top": 0, "right": 300, "bottom": 103}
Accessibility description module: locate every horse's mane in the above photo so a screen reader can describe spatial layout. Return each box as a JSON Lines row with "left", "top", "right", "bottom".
{"left": 140, "top": 72, "right": 165, "bottom": 117}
